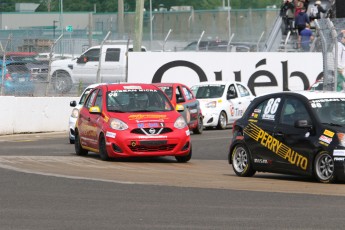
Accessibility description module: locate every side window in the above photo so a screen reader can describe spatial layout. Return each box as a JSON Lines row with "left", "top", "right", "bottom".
{"left": 105, "top": 48, "right": 120, "bottom": 62}
{"left": 84, "top": 48, "right": 100, "bottom": 62}
{"left": 94, "top": 90, "right": 103, "bottom": 111}
{"left": 182, "top": 86, "right": 193, "bottom": 100}
{"left": 227, "top": 84, "right": 238, "bottom": 98}
{"left": 176, "top": 87, "right": 185, "bottom": 103}
{"left": 249, "top": 97, "right": 282, "bottom": 122}
{"left": 280, "top": 98, "right": 311, "bottom": 126}
{"left": 85, "top": 89, "right": 98, "bottom": 109}
{"left": 236, "top": 83, "right": 250, "bottom": 97}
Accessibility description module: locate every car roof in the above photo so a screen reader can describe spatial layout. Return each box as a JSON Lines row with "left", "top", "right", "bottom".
{"left": 258, "top": 91, "right": 345, "bottom": 100}
{"left": 153, "top": 83, "right": 187, "bottom": 87}
{"left": 191, "top": 81, "right": 241, "bottom": 86}
{"left": 98, "top": 83, "right": 160, "bottom": 91}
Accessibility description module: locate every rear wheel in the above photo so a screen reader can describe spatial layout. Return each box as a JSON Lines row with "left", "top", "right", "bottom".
{"left": 175, "top": 146, "right": 192, "bottom": 163}
{"left": 99, "top": 134, "right": 110, "bottom": 161}
{"left": 74, "top": 130, "right": 88, "bottom": 156}
{"left": 192, "top": 115, "right": 203, "bottom": 134}
{"left": 231, "top": 144, "right": 256, "bottom": 177}
{"left": 216, "top": 111, "right": 227, "bottom": 130}
{"left": 314, "top": 151, "right": 335, "bottom": 183}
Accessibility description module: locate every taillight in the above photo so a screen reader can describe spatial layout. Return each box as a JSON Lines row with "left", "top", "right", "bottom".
{"left": 5, "top": 73, "right": 12, "bottom": 81}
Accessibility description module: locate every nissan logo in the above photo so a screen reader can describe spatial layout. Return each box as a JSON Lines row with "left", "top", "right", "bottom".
{"left": 149, "top": 128, "right": 156, "bottom": 134}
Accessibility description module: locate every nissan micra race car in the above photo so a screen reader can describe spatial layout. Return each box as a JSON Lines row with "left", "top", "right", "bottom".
{"left": 229, "top": 91, "right": 345, "bottom": 183}
{"left": 191, "top": 81, "right": 254, "bottom": 129}
{"left": 75, "top": 83, "right": 192, "bottom": 162}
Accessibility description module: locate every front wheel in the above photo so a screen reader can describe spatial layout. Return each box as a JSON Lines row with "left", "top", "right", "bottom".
{"left": 99, "top": 134, "right": 110, "bottom": 161}
{"left": 175, "top": 146, "right": 192, "bottom": 163}
{"left": 216, "top": 111, "right": 227, "bottom": 130}
{"left": 53, "top": 71, "right": 73, "bottom": 93}
{"left": 231, "top": 144, "right": 256, "bottom": 177}
{"left": 192, "top": 115, "right": 203, "bottom": 134}
{"left": 314, "top": 151, "right": 336, "bottom": 183}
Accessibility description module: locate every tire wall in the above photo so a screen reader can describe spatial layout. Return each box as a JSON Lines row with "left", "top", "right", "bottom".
{"left": 0, "top": 96, "right": 79, "bottom": 135}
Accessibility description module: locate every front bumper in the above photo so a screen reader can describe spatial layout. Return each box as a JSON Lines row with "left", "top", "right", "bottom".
{"left": 202, "top": 109, "right": 221, "bottom": 127}
{"left": 104, "top": 128, "right": 191, "bottom": 158}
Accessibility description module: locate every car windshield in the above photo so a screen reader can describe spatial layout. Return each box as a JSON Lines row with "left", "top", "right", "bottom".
{"left": 310, "top": 98, "right": 345, "bottom": 125}
{"left": 157, "top": 86, "right": 173, "bottom": 100}
{"left": 106, "top": 89, "right": 173, "bottom": 112}
{"left": 192, "top": 85, "right": 225, "bottom": 99}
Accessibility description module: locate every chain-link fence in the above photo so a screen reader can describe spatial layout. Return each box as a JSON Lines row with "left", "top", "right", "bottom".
{"left": 314, "top": 18, "right": 345, "bottom": 91}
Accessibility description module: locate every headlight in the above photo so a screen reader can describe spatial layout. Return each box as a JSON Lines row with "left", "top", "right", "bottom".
{"left": 174, "top": 116, "right": 187, "bottom": 129}
{"left": 205, "top": 101, "right": 217, "bottom": 108}
{"left": 71, "top": 108, "right": 79, "bottom": 118}
{"left": 109, "top": 118, "right": 128, "bottom": 130}
{"left": 337, "top": 133, "right": 345, "bottom": 147}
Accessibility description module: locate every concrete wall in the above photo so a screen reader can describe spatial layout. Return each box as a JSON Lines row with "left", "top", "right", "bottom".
{"left": 0, "top": 96, "right": 78, "bottom": 135}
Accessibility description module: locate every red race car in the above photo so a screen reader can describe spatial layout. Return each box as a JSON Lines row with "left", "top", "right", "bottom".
{"left": 75, "top": 83, "right": 192, "bottom": 162}
{"left": 153, "top": 83, "right": 203, "bottom": 134}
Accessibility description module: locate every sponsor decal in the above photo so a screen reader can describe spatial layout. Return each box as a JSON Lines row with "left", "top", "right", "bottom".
{"left": 254, "top": 109, "right": 261, "bottom": 113}
{"left": 334, "top": 157, "right": 345, "bottom": 162}
{"left": 128, "top": 114, "right": 167, "bottom": 120}
{"left": 333, "top": 149, "right": 345, "bottom": 157}
{"left": 123, "top": 86, "right": 142, "bottom": 90}
{"left": 324, "top": 130, "right": 335, "bottom": 138}
{"left": 137, "top": 122, "right": 163, "bottom": 128}
{"left": 254, "top": 159, "right": 269, "bottom": 164}
{"left": 244, "top": 122, "right": 308, "bottom": 170}
{"left": 106, "top": 131, "right": 116, "bottom": 138}
{"left": 319, "top": 135, "right": 332, "bottom": 145}
{"left": 186, "top": 130, "right": 190, "bottom": 136}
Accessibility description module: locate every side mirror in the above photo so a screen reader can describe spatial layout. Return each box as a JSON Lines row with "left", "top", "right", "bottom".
{"left": 227, "top": 92, "right": 236, "bottom": 100}
{"left": 70, "top": 100, "right": 77, "bottom": 107}
{"left": 77, "top": 55, "right": 88, "bottom": 64}
{"left": 175, "top": 104, "right": 185, "bottom": 112}
{"left": 89, "top": 106, "right": 101, "bottom": 114}
{"left": 295, "top": 120, "right": 312, "bottom": 129}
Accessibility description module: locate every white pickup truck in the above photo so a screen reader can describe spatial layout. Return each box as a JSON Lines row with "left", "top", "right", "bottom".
{"left": 50, "top": 43, "right": 146, "bottom": 93}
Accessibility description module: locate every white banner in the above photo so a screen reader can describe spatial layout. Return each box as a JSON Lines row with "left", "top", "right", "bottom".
{"left": 128, "top": 52, "right": 323, "bottom": 96}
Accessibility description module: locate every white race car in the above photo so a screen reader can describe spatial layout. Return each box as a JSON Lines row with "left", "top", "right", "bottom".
{"left": 190, "top": 81, "right": 255, "bottom": 129}
{"left": 68, "top": 83, "right": 105, "bottom": 144}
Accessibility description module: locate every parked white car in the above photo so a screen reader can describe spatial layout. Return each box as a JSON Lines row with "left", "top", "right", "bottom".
{"left": 68, "top": 83, "right": 105, "bottom": 144}
{"left": 190, "top": 81, "right": 255, "bottom": 129}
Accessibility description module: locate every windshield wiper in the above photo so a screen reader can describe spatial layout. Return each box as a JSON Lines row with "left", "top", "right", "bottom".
{"left": 321, "top": 122, "right": 343, "bottom": 127}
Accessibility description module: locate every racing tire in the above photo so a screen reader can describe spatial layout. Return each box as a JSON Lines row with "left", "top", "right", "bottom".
{"left": 175, "top": 146, "right": 192, "bottom": 163}
{"left": 216, "top": 111, "right": 227, "bottom": 130}
{"left": 313, "top": 151, "right": 336, "bottom": 183}
{"left": 53, "top": 71, "right": 73, "bottom": 93}
{"left": 74, "top": 130, "right": 88, "bottom": 156}
{"left": 231, "top": 144, "right": 256, "bottom": 177}
{"left": 99, "top": 134, "right": 111, "bottom": 161}
{"left": 193, "top": 115, "right": 203, "bottom": 134}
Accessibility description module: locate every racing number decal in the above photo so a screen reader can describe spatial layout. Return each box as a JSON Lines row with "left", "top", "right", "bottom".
{"left": 262, "top": 98, "right": 281, "bottom": 120}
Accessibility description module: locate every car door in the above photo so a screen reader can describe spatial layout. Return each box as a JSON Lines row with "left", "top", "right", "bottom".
{"left": 244, "top": 96, "right": 283, "bottom": 172}
{"left": 272, "top": 96, "right": 314, "bottom": 175}
{"left": 87, "top": 89, "right": 104, "bottom": 150}
{"left": 78, "top": 89, "right": 98, "bottom": 148}
{"left": 101, "top": 48, "right": 125, "bottom": 83}
{"left": 73, "top": 48, "right": 100, "bottom": 84}
{"left": 226, "top": 84, "right": 243, "bottom": 124}
{"left": 180, "top": 85, "right": 199, "bottom": 126}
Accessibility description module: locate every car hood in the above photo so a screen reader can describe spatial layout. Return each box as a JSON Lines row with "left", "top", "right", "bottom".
{"left": 51, "top": 58, "right": 75, "bottom": 67}
{"left": 108, "top": 111, "right": 181, "bottom": 125}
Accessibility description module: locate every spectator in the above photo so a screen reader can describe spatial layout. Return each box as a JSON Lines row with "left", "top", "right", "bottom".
{"left": 294, "top": 0, "right": 304, "bottom": 18}
{"left": 303, "top": 0, "right": 310, "bottom": 12}
{"left": 299, "top": 23, "right": 314, "bottom": 51}
{"left": 280, "top": 0, "right": 295, "bottom": 35}
{"left": 309, "top": 0, "right": 327, "bottom": 21}
{"left": 295, "top": 7, "right": 310, "bottom": 35}
{"left": 336, "top": 32, "right": 345, "bottom": 91}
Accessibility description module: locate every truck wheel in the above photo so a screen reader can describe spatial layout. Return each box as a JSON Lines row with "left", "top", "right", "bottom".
{"left": 53, "top": 71, "right": 72, "bottom": 93}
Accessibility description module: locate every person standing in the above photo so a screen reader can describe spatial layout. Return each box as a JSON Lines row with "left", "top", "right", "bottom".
{"left": 295, "top": 7, "right": 310, "bottom": 35}
{"left": 280, "top": 0, "right": 295, "bottom": 35}
{"left": 299, "top": 23, "right": 314, "bottom": 51}
{"left": 336, "top": 33, "right": 345, "bottom": 91}
{"left": 309, "top": 1, "right": 327, "bottom": 21}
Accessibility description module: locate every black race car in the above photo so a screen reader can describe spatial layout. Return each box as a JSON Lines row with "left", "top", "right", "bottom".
{"left": 228, "top": 91, "right": 345, "bottom": 183}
